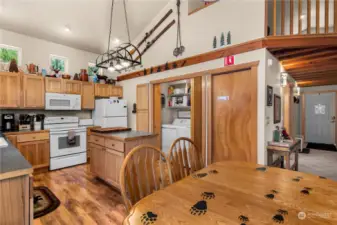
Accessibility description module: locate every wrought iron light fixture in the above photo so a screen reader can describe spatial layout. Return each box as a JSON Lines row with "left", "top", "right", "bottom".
{"left": 96, "top": 0, "right": 142, "bottom": 73}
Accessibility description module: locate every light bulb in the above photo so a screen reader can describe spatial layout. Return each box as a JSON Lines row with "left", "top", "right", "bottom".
{"left": 108, "top": 66, "right": 115, "bottom": 72}
{"left": 115, "top": 64, "right": 123, "bottom": 70}
{"left": 121, "top": 61, "right": 130, "bottom": 68}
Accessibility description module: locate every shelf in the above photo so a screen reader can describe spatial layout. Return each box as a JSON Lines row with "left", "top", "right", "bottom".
{"left": 168, "top": 93, "right": 190, "bottom": 97}
{"left": 167, "top": 106, "right": 191, "bottom": 110}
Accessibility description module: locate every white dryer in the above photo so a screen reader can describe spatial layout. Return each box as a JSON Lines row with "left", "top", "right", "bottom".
{"left": 162, "top": 118, "right": 191, "bottom": 154}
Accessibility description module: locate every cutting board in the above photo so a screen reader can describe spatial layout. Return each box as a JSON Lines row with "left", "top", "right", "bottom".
{"left": 91, "top": 127, "right": 132, "bottom": 133}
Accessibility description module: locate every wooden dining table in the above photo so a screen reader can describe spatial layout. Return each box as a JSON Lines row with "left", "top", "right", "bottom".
{"left": 123, "top": 161, "right": 337, "bottom": 225}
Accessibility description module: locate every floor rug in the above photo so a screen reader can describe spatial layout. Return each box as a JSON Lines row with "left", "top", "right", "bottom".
{"left": 306, "top": 143, "right": 337, "bottom": 152}
{"left": 34, "top": 186, "right": 60, "bottom": 219}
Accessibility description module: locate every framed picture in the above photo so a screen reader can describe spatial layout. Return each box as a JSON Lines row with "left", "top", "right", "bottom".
{"left": 274, "top": 94, "right": 281, "bottom": 124}
{"left": 49, "top": 54, "right": 68, "bottom": 73}
{"left": 0, "top": 44, "right": 22, "bottom": 65}
{"left": 267, "top": 85, "right": 273, "bottom": 106}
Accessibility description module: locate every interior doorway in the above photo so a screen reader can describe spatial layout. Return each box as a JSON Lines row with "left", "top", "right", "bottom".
{"left": 305, "top": 92, "right": 336, "bottom": 145}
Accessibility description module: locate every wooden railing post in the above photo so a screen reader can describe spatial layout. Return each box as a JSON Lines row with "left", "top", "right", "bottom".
{"left": 325, "top": 0, "right": 329, "bottom": 33}
{"left": 307, "top": 0, "right": 311, "bottom": 34}
{"left": 299, "top": 0, "right": 303, "bottom": 34}
{"left": 316, "top": 0, "right": 320, "bottom": 34}
{"left": 274, "top": 0, "right": 277, "bottom": 35}
{"left": 335, "top": 0, "right": 337, "bottom": 32}
{"left": 281, "top": 0, "right": 285, "bottom": 35}
{"left": 290, "top": 0, "right": 294, "bottom": 34}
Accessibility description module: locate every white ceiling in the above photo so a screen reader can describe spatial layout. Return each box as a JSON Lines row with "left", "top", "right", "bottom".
{"left": 0, "top": 0, "right": 170, "bottom": 53}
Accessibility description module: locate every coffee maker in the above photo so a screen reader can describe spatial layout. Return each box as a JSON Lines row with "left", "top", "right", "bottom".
{"left": 1, "top": 114, "right": 15, "bottom": 132}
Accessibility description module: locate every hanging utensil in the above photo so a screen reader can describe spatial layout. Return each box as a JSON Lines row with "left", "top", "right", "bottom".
{"left": 173, "top": 0, "right": 185, "bottom": 57}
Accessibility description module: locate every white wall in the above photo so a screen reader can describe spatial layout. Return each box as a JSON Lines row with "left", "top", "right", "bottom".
{"left": 264, "top": 50, "right": 284, "bottom": 162}
{"left": 0, "top": 29, "right": 98, "bottom": 75}
{"left": 118, "top": 0, "right": 265, "bottom": 72}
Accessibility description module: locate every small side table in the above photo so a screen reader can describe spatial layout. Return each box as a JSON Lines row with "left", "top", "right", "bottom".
{"left": 267, "top": 140, "right": 301, "bottom": 171}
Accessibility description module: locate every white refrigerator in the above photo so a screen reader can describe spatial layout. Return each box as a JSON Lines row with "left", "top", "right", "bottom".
{"left": 92, "top": 98, "right": 128, "bottom": 128}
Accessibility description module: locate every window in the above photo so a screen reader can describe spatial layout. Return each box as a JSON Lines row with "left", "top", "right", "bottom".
{"left": 88, "top": 62, "right": 101, "bottom": 76}
{"left": 188, "top": 0, "right": 218, "bottom": 16}
{"left": 0, "top": 44, "right": 22, "bottom": 65}
{"left": 50, "top": 54, "right": 68, "bottom": 73}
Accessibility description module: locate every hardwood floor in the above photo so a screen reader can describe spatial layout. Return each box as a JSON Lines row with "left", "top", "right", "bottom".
{"left": 33, "top": 164, "right": 126, "bottom": 225}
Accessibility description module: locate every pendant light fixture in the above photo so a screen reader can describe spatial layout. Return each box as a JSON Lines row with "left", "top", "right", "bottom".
{"left": 96, "top": 0, "right": 142, "bottom": 73}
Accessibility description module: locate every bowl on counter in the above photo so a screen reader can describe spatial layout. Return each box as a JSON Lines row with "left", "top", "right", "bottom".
{"left": 62, "top": 75, "right": 71, "bottom": 80}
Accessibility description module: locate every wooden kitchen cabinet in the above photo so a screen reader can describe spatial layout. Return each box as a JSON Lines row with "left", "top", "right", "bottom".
{"left": 89, "top": 143, "right": 106, "bottom": 178}
{"left": 105, "top": 148, "right": 124, "bottom": 187}
{"left": 82, "top": 82, "right": 95, "bottom": 109}
{"left": 17, "top": 140, "right": 50, "bottom": 171}
{"left": 111, "top": 86, "right": 123, "bottom": 98}
{"left": 95, "top": 84, "right": 123, "bottom": 98}
{"left": 22, "top": 74, "right": 45, "bottom": 108}
{"left": 62, "top": 79, "right": 82, "bottom": 94}
{"left": 94, "top": 84, "right": 111, "bottom": 97}
{"left": 5, "top": 131, "right": 50, "bottom": 174}
{"left": 45, "top": 77, "right": 62, "bottom": 93}
{"left": 0, "top": 72, "right": 21, "bottom": 108}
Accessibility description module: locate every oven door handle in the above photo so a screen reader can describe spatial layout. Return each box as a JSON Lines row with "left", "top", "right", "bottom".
{"left": 50, "top": 130, "right": 86, "bottom": 135}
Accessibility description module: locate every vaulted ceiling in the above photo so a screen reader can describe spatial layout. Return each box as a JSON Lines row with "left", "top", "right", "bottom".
{"left": 0, "top": 0, "right": 169, "bottom": 53}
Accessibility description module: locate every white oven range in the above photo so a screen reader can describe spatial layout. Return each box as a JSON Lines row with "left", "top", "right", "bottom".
{"left": 45, "top": 117, "right": 87, "bottom": 170}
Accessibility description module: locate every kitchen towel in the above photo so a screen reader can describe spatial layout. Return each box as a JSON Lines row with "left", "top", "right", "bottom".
{"left": 67, "top": 130, "right": 76, "bottom": 145}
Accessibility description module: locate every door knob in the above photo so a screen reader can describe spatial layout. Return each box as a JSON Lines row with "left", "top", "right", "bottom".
{"left": 331, "top": 116, "right": 336, "bottom": 123}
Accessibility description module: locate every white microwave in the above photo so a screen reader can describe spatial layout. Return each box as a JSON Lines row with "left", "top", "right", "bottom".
{"left": 45, "top": 93, "right": 81, "bottom": 110}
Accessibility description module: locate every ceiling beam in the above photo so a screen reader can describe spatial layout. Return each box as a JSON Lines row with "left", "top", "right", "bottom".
{"left": 282, "top": 51, "right": 337, "bottom": 68}
{"left": 273, "top": 48, "right": 320, "bottom": 60}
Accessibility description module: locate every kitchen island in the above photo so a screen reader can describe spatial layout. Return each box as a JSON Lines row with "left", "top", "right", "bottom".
{"left": 89, "top": 130, "right": 157, "bottom": 189}
{"left": 0, "top": 132, "right": 33, "bottom": 225}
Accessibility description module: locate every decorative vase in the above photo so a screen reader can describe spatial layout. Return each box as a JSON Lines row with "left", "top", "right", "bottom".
{"left": 80, "top": 69, "right": 88, "bottom": 82}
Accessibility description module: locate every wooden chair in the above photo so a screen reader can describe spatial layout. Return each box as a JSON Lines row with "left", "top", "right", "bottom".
{"left": 168, "top": 137, "right": 204, "bottom": 182}
{"left": 119, "top": 144, "right": 173, "bottom": 211}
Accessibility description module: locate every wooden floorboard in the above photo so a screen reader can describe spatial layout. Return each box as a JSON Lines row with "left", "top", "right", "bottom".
{"left": 33, "top": 164, "right": 126, "bottom": 225}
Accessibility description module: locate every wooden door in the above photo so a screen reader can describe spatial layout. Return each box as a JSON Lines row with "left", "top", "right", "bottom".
{"left": 136, "top": 84, "right": 149, "bottom": 132}
{"left": 95, "top": 84, "right": 111, "bottom": 97}
{"left": 0, "top": 72, "right": 21, "bottom": 108}
{"left": 82, "top": 82, "right": 95, "bottom": 109}
{"left": 17, "top": 140, "right": 50, "bottom": 169}
{"left": 22, "top": 75, "right": 45, "bottom": 108}
{"left": 90, "top": 143, "right": 106, "bottom": 178}
{"left": 211, "top": 68, "right": 257, "bottom": 163}
{"left": 105, "top": 148, "right": 124, "bottom": 188}
{"left": 45, "top": 77, "right": 62, "bottom": 93}
{"left": 153, "top": 84, "right": 162, "bottom": 148}
{"left": 62, "top": 80, "right": 82, "bottom": 94}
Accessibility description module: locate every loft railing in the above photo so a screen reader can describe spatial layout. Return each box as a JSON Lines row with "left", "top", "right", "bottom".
{"left": 266, "top": 0, "right": 337, "bottom": 36}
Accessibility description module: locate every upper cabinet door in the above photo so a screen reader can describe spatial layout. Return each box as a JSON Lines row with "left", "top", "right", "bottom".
{"left": 45, "top": 77, "right": 62, "bottom": 93}
{"left": 137, "top": 84, "right": 149, "bottom": 111}
{"left": 0, "top": 72, "right": 21, "bottom": 108}
{"left": 110, "top": 86, "right": 123, "bottom": 98}
{"left": 82, "top": 82, "right": 95, "bottom": 109}
{"left": 62, "top": 80, "right": 82, "bottom": 94}
{"left": 22, "top": 75, "right": 45, "bottom": 108}
{"left": 95, "top": 84, "right": 111, "bottom": 97}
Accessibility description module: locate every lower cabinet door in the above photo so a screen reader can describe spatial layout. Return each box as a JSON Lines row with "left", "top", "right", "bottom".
{"left": 105, "top": 148, "right": 124, "bottom": 188}
{"left": 17, "top": 140, "right": 50, "bottom": 170}
{"left": 90, "top": 143, "right": 106, "bottom": 178}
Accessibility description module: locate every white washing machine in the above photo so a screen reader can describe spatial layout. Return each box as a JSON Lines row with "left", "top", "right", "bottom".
{"left": 162, "top": 118, "right": 191, "bottom": 154}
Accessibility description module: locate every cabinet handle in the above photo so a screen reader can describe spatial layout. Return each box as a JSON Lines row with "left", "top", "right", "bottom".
{"left": 111, "top": 144, "right": 115, "bottom": 147}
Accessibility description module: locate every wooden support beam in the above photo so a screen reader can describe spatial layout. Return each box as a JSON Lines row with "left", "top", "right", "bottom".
{"left": 265, "top": 0, "right": 269, "bottom": 36}
{"left": 307, "top": 0, "right": 311, "bottom": 34}
{"left": 299, "top": 0, "right": 303, "bottom": 34}
{"left": 281, "top": 49, "right": 337, "bottom": 65}
{"left": 274, "top": 48, "right": 320, "bottom": 60}
{"left": 316, "top": 0, "right": 320, "bottom": 34}
{"left": 325, "top": 0, "right": 329, "bottom": 33}
{"left": 290, "top": 0, "right": 294, "bottom": 34}
{"left": 263, "top": 34, "right": 337, "bottom": 48}
{"left": 117, "top": 39, "right": 264, "bottom": 81}
{"left": 281, "top": 0, "right": 285, "bottom": 35}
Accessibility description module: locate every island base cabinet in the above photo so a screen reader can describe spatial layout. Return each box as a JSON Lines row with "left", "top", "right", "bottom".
{"left": 0, "top": 175, "right": 32, "bottom": 225}
{"left": 90, "top": 143, "right": 106, "bottom": 179}
{"left": 105, "top": 149, "right": 124, "bottom": 188}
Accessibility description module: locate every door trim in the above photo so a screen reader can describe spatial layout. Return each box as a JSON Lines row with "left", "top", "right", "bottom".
{"left": 301, "top": 90, "right": 337, "bottom": 143}
{"left": 150, "top": 61, "right": 260, "bottom": 85}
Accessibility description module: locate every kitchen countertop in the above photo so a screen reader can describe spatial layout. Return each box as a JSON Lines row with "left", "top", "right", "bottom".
{"left": 91, "top": 130, "right": 157, "bottom": 141}
{"left": 3, "top": 129, "right": 49, "bottom": 135}
{"left": 0, "top": 132, "right": 33, "bottom": 181}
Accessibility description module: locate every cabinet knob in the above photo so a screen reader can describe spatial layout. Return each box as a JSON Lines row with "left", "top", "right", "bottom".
{"left": 111, "top": 144, "right": 115, "bottom": 147}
